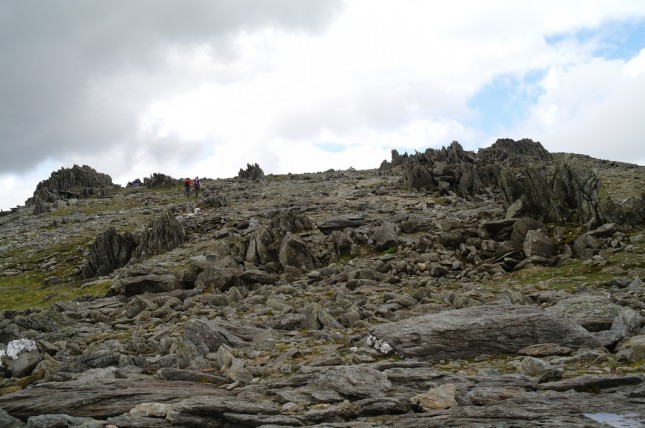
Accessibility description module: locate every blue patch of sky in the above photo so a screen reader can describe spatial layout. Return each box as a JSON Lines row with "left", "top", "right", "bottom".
{"left": 314, "top": 141, "right": 348, "bottom": 153}
{"left": 545, "top": 18, "right": 645, "bottom": 61}
{"left": 467, "top": 69, "right": 547, "bottom": 135}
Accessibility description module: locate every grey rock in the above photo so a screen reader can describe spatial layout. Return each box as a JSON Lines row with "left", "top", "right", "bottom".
{"left": 131, "top": 211, "right": 186, "bottom": 262}
{"left": 371, "top": 221, "right": 400, "bottom": 251}
{"left": 4, "top": 349, "right": 42, "bottom": 378}
{"left": 81, "top": 227, "right": 138, "bottom": 279}
{"left": 318, "top": 214, "right": 369, "bottom": 235}
{"left": 108, "top": 273, "right": 183, "bottom": 297}
{"left": 0, "top": 408, "right": 24, "bottom": 428}
{"left": 157, "top": 368, "right": 229, "bottom": 386}
{"left": 523, "top": 229, "right": 555, "bottom": 258}
{"left": 518, "top": 343, "right": 572, "bottom": 357}
{"left": 183, "top": 317, "right": 262, "bottom": 355}
{"left": 0, "top": 379, "right": 226, "bottom": 420}
{"left": 315, "top": 366, "right": 392, "bottom": 399}
{"left": 303, "top": 302, "right": 344, "bottom": 330}
{"left": 243, "top": 227, "right": 278, "bottom": 266}
{"left": 546, "top": 295, "right": 623, "bottom": 330}
{"left": 279, "top": 232, "right": 317, "bottom": 272}
{"left": 26, "top": 414, "right": 100, "bottom": 428}
{"left": 369, "top": 304, "right": 601, "bottom": 361}
{"left": 540, "top": 374, "right": 644, "bottom": 392}
{"left": 616, "top": 335, "right": 645, "bottom": 362}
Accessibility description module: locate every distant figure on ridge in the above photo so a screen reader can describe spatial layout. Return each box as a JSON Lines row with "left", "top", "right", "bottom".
{"left": 194, "top": 176, "right": 201, "bottom": 197}
{"left": 184, "top": 178, "right": 192, "bottom": 197}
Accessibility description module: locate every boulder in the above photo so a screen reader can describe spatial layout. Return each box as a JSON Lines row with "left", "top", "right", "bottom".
{"left": 243, "top": 227, "right": 278, "bottom": 266}
{"left": 278, "top": 232, "right": 317, "bottom": 272}
{"left": 546, "top": 295, "right": 623, "bottom": 331}
{"left": 371, "top": 221, "right": 401, "bottom": 251}
{"left": 315, "top": 366, "right": 392, "bottom": 399}
{"left": 523, "top": 229, "right": 555, "bottom": 258}
{"left": 195, "top": 266, "right": 239, "bottom": 291}
{"left": 318, "top": 215, "right": 369, "bottom": 235}
{"left": 616, "top": 335, "right": 645, "bottom": 362}
{"left": 107, "top": 273, "right": 183, "bottom": 297}
{"left": 81, "top": 227, "right": 138, "bottom": 279}
{"left": 572, "top": 233, "right": 603, "bottom": 259}
{"left": 183, "top": 318, "right": 263, "bottom": 355}
{"left": 369, "top": 304, "right": 601, "bottom": 361}
{"left": 131, "top": 211, "right": 186, "bottom": 262}
{"left": 270, "top": 209, "right": 314, "bottom": 233}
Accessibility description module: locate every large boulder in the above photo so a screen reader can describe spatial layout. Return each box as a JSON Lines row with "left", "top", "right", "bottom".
{"left": 368, "top": 305, "right": 601, "bottom": 361}
{"left": 183, "top": 318, "right": 263, "bottom": 355}
{"left": 546, "top": 295, "right": 623, "bottom": 331}
{"left": 131, "top": 211, "right": 186, "bottom": 261}
{"left": 278, "top": 233, "right": 317, "bottom": 272}
{"left": 81, "top": 227, "right": 138, "bottom": 279}
{"left": 243, "top": 227, "right": 278, "bottom": 266}
{"left": 318, "top": 215, "right": 369, "bottom": 235}
{"left": 371, "top": 221, "right": 401, "bottom": 251}
{"left": 523, "top": 229, "right": 555, "bottom": 258}
{"left": 107, "top": 273, "right": 184, "bottom": 297}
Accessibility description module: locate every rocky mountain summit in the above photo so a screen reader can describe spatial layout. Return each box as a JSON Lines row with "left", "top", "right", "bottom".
{"left": 1, "top": 139, "right": 645, "bottom": 427}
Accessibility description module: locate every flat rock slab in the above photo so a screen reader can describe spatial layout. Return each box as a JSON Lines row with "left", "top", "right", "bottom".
{"left": 369, "top": 304, "right": 601, "bottom": 361}
{"left": 0, "top": 379, "right": 227, "bottom": 420}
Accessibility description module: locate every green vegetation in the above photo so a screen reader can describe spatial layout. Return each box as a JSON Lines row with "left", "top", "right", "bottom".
{"left": 0, "top": 275, "right": 111, "bottom": 311}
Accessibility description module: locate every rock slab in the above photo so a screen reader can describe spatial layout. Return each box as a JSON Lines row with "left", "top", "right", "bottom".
{"left": 369, "top": 304, "right": 601, "bottom": 361}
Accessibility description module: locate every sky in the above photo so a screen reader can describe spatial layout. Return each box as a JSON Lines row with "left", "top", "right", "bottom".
{"left": 1, "top": 1, "right": 645, "bottom": 211}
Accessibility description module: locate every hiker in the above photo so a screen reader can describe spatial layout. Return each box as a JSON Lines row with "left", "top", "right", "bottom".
{"left": 194, "top": 176, "right": 201, "bottom": 197}
{"left": 184, "top": 178, "right": 191, "bottom": 196}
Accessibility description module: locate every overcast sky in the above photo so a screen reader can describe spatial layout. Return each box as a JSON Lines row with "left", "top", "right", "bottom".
{"left": 1, "top": 1, "right": 645, "bottom": 211}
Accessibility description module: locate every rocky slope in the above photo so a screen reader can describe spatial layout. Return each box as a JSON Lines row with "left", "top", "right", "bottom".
{"left": 1, "top": 139, "right": 645, "bottom": 427}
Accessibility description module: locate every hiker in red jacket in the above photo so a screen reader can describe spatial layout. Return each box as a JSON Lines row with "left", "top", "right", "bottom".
{"left": 184, "top": 178, "right": 191, "bottom": 197}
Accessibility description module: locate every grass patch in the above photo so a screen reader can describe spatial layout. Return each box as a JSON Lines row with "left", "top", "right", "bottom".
{"left": 0, "top": 275, "right": 111, "bottom": 311}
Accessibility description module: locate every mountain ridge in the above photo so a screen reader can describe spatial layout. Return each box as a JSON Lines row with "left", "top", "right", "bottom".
{"left": 1, "top": 138, "right": 644, "bottom": 426}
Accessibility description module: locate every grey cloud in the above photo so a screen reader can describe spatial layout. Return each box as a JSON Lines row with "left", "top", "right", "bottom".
{"left": 0, "top": 0, "right": 342, "bottom": 173}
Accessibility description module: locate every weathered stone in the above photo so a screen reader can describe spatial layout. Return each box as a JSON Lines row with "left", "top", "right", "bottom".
{"left": 27, "top": 164, "right": 115, "bottom": 207}
{"left": 157, "top": 368, "right": 229, "bottom": 386}
{"left": 372, "top": 221, "right": 401, "bottom": 251}
{"left": 523, "top": 229, "right": 555, "bottom": 258}
{"left": 616, "top": 335, "right": 645, "bottom": 362}
{"left": 237, "top": 163, "right": 265, "bottom": 181}
{"left": 410, "top": 383, "right": 458, "bottom": 411}
{"left": 243, "top": 227, "right": 278, "bottom": 266}
{"left": 183, "top": 318, "right": 262, "bottom": 355}
{"left": 518, "top": 343, "right": 572, "bottom": 357}
{"left": 278, "top": 232, "right": 317, "bottom": 272}
{"left": 572, "top": 232, "right": 602, "bottom": 259}
{"left": 315, "top": 366, "right": 392, "bottom": 399}
{"left": 0, "top": 379, "right": 226, "bottom": 420}
{"left": 369, "top": 305, "right": 600, "bottom": 361}
{"left": 107, "top": 273, "right": 183, "bottom": 297}
{"left": 540, "top": 374, "right": 644, "bottom": 392}
{"left": 81, "top": 227, "right": 138, "bottom": 279}
{"left": 546, "top": 295, "right": 623, "bottom": 330}
{"left": 0, "top": 408, "right": 24, "bottom": 428}
{"left": 318, "top": 215, "right": 369, "bottom": 235}
{"left": 131, "top": 211, "right": 186, "bottom": 262}
{"left": 303, "top": 302, "right": 344, "bottom": 330}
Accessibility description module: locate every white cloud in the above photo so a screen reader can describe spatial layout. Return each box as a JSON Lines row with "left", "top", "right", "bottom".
{"left": 2, "top": 1, "right": 645, "bottom": 210}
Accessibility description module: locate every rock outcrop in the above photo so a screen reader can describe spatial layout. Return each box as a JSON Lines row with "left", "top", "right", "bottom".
{"left": 238, "top": 163, "right": 265, "bottom": 181}
{"left": 26, "top": 164, "right": 115, "bottom": 209}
